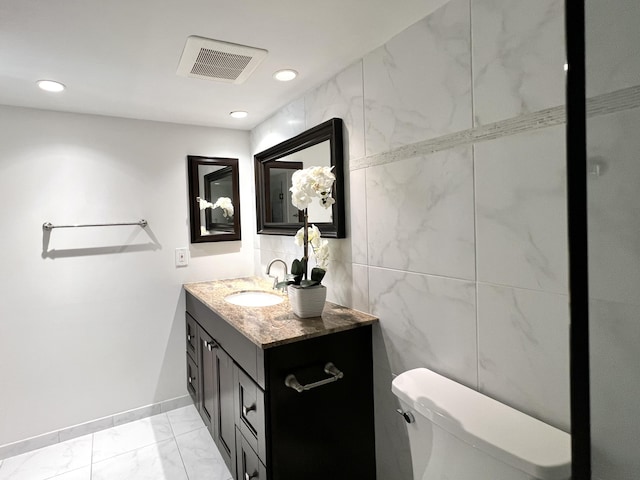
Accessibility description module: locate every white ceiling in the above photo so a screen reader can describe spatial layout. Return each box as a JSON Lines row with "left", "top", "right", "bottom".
{"left": 0, "top": 0, "right": 445, "bottom": 130}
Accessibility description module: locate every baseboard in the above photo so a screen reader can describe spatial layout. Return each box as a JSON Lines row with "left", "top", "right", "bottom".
{"left": 0, "top": 395, "right": 192, "bottom": 460}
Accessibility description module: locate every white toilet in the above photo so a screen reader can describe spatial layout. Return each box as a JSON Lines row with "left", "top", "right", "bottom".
{"left": 392, "top": 368, "right": 571, "bottom": 480}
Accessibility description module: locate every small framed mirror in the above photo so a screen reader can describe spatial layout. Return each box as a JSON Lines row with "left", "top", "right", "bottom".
{"left": 187, "top": 156, "right": 241, "bottom": 243}
{"left": 255, "top": 118, "right": 345, "bottom": 237}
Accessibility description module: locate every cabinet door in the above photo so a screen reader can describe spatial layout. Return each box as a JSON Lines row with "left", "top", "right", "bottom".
{"left": 213, "top": 347, "right": 236, "bottom": 476}
{"left": 185, "top": 313, "right": 199, "bottom": 360}
{"left": 265, "top": 326, "right": 376, "bottom": 479}
{"left": 236, "top": 429, "right": 267, "bottom": 480}
{"left": 234, "top": 366, "right": 266, "bottom": 462}
{"left": 198, "top": 328, "right": 216, "bottom": 430}
{"left": 186, "top": 354, "right": 199, "bottom": 405}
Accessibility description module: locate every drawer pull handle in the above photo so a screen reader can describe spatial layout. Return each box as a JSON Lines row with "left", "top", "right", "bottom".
{"left": 187, "top": 334, "right": 191, "bottom": 341}
{"left": 242, "top": 404, "right": 256, "bottom": 417}
{"left": 203, "top": 339, "right": 219, "bottom": 351}
{"left": 244, "top": 472, "right": 257, "bottom": 480}
{"left": 188, "top": 376, "right": 193, "bottom": 384}
{"left": 284, "top": 362, "right": 344, "bottom": 393}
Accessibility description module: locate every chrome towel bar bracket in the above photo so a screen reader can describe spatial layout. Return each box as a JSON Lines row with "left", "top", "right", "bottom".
{"left": 42, "top": 219, "right": 148, "bottom": 231}
{"left": 284, "top": 362, "right": 344, "bottom": 393}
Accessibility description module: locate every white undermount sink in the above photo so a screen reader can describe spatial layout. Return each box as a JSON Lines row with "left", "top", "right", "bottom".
{"left": 224, "top": 291, "right": 284, "bottom": 307}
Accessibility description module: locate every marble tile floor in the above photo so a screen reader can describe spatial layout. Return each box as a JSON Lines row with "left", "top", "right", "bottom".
{"left": 0, "top": 405, "right": 232, "bottom": 480}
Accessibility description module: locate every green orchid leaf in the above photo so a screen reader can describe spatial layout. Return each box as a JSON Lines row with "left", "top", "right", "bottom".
{"left": 310, "top": 267, "right": 326, "bottom": 283}
{"left": 291, "top": 259, "right": 304, "bottom": 276}
{"left": 275, "top": 280, "right": 294, "bottom": 290}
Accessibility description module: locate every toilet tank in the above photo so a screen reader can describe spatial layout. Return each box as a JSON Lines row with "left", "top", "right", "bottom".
{"left": 392, "top": 368, "right": 571, "bottom": 480}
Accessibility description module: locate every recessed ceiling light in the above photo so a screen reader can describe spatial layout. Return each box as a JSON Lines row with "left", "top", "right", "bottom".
{"left": 229, "top": 111, "right": 248, "bottom": 119}
{"left": 37, "top": 80, "right": 65, "bottom": 92}
{"left": 273, "top": 69, "right": 298, "bottom": 82}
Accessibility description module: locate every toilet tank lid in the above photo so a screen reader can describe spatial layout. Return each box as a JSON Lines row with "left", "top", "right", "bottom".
{"left": 392, "top": 368, "right": 571, "bottom": 480}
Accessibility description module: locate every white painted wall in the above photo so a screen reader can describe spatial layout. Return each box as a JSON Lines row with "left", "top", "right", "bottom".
{"left": 0, "top": 105, "right": 253, "bottom": 446}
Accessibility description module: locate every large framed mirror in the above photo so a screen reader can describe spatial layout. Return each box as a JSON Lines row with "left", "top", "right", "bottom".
{"left": 255, "top": 117, "right": 345, "bottom": 237}
{"left": 187, "top": 156, "right": 241, "bottom": 243}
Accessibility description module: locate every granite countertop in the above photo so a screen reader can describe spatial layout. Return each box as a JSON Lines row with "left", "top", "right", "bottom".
{"left": 183, "top": 277, "right": 378, "bottom": 349}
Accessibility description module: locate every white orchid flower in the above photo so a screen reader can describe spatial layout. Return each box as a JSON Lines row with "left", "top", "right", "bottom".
{"left": 197, "top": 197, "right": 214, "bottom": 210}
{"left": 212, "top": 197, "right": 234, "bottom": 218}
{"left": 289, "top": 165, "right": 336, "bottom": 279}
{"left": 290, "top": 166, "right": 335, "bottom": 210}
{"left": 313, "top": 239, "right": 330, "bottom": 270}
{"left": 295, "top": 224, "right": 321, "bottom": 247}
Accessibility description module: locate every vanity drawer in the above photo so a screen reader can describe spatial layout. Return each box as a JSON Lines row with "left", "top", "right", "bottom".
{"left": 186, "top": 292, "right": 264, "bottom": 388}
{"left": 236, "top": 429, "right": 267, "bottom": 480}
{"left": 186, "top": 355, "right": 199, "bottom": 405}
{"left": 185, "top": 313, "right": 199, "bottom": 361}
{"left": 234, "top": 366, "right": 266, "bottom": 462}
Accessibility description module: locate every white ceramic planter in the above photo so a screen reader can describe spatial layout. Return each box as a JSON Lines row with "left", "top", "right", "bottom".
{"left": 287, "top": 285, "right": 327, "bottom": 318}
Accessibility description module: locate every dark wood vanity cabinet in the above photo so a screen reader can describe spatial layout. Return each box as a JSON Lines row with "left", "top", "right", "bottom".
{"left": 197, "top": 328, "right": 236, "bottom": 474}
{"left": 185, "top": 291, "right": 376, "bottom": 480}
{"left": 185, "top": 313, "right": 199, "bottom": 405}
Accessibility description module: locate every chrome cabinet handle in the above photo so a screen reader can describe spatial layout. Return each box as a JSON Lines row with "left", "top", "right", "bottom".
{"left": 242, "top": 404, "right": 256, "bottom": 417}
{"left": 244, "top": 472, "right": 257, "bottom": 480}
{"left": 187, "top": 334, "right": 191, "bottom": 341}
{"left": 285, "top": 362, "right": 344, "bottom": 393}
{"left": 202, "top": 339, "right": 218, "bottom": 351}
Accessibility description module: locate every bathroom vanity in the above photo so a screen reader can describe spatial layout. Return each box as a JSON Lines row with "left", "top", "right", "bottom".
{"left": 183, "top": 278, "right": 377, "bottom": 480}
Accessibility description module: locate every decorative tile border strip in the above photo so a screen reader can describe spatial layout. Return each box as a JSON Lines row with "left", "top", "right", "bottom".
{"left": 586, "top": 84, "right": 640, "bottom": 118}
{"left": 0, "top": 395, "right": 191, "bottom": 460}
{"left": 351, "top": 85, "right": 640, "bottom": 171}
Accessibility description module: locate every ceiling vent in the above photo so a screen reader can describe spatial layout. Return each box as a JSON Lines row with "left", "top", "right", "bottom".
{"left": 177, "top": 36, "right": 268, "bottom": 85}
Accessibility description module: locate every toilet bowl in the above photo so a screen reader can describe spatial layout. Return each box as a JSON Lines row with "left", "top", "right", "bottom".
{"left": 392, "top": 368, "right": 571, "bottom": 480}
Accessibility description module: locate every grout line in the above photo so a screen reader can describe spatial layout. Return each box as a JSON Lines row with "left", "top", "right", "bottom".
{"left": 363, "top": 168, "right": 370, "bottom": 272}
{"left": 366, "top": 264, "right": 475, "bottom": 284}
{"left": 469, "top": 0, "right": 479, "bottom": 339}
{"left": 88, "top": 414, "right": 176, "bottom": 466}
{"left": 468, "top": 0, "right": 475, "bottom": 130}
{"left": 366, "top": 264, "right": 570, "bottom": 296}
{"left": 361, "top": 58, "right": 367, "bottom": 159}
{"left": 471, "top": 141, "right": 480, "bottom": 392}
{"left": 166, "top": 415, "right": 191, "bottom": 480}
{"left": 89, "top": 433, "right": 94, "bottom": 479}
{"left": 475, "top": 279, "right": 570, "bottom": 297}
{"left": 468, "top": 0, "right": 481, "bottom": 392}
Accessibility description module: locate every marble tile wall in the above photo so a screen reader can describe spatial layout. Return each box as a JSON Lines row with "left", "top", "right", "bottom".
{"left": 363, "top": 0, "right": 472, "bottom": 156}
{"left": 587, "top": 108, "right": 640, "bottom": 479}
{"left": 585, "top": 0, "right": 640, "bottom": 98}
{"left": 471, "top": 0, "right": 565, "bottom": 125}
{"left": 251, "top": 0, "right": 570, "bottom": 478}
{"left": 475, "top": 125, "right": 568, "bottom": 294}
{"left": 585, "top": 3, "right": 640, "bottom": 476}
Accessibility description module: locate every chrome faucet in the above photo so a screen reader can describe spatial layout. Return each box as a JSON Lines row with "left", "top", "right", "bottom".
{"left": 266, "top": 258, "right": 288, "bottom": 290}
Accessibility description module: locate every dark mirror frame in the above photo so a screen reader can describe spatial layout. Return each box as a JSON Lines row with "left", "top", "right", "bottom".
{"left": 254, "top": 117, "right": 345, "bottom": 237}
{"left": 187, "top": 156, "right": 241, "bottom": 243}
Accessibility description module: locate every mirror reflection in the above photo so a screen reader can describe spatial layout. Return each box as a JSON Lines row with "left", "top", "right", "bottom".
{"left": 188, "top": 156, "right": 241, "bottom": 243}
{"left": 255, "top": 118, "right": 345, "bottom": 237}
{"left": 199, "top": 165, "right": 234, "bottom": 233}
{"left": 265, "top": 141, "right": 332, "bottom": 224}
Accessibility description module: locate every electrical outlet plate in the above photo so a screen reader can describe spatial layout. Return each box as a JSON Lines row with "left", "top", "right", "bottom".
{"left": 175, "top": 248, "right": 189, "bottom": 267}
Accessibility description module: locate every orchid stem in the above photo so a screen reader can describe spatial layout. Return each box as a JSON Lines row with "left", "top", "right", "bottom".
{"left": 303, "top": 210, "right": 309, "bottom": 280}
